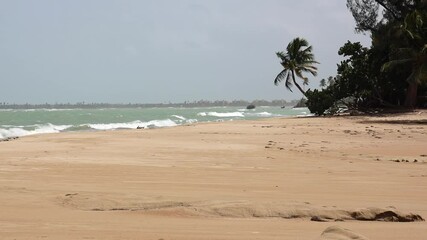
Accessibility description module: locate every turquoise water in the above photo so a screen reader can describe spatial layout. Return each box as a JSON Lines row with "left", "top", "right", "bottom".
{"left": 0, "top": 106, "right": 309, "bottom": 139}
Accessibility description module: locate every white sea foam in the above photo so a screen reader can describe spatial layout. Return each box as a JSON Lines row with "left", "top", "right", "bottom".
{"left": 185, "top": 119, "right": 198, "bottom": 124}
{"left": 0, "top": 124, "right": 72, "bottom": 139}
{"left": 85, "top": 119, "right": 177, "bottom": 130}
{"left": 172, "top": 115, "right": 186, "bottom": 120}
{"left": 197, "top": 112, "right": 245, "bottom": 118}
{"left": 247, "top": 112, "right": 274, "bottom": 117}
{"left": 293, "top": 107, "right": 308, "bottom": 111}
{"left": 0, "top": 128, "right": 27, "bottom": 139}
{"left": 0, "top": 108, "right": 310, "bottom": 139}
{"left": 45, "top": 109, "right": 75, "bottom": 112}
{"left": 5, "top": 108, "right": 77, "bottom": 112}
{"left": 296, "top": 113, "right": 315, "bottom": 117}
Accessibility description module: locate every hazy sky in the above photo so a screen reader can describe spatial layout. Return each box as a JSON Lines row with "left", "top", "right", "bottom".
{"left": 0, "top": 0, "right": 370, "bottom": 104}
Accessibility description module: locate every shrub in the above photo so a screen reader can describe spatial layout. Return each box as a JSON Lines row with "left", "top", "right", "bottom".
{"left": 305, "top": 89, "right": 336, "bottom": 115}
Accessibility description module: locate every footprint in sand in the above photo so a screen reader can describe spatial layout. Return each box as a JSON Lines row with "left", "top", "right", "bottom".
{"left": 265, "top": 141, "right": 277, "bottom": 149}
{"left": 317, "top": 226, "right": 369, "bottom": 240}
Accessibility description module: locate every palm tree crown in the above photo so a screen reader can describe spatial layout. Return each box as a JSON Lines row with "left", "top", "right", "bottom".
{"left": 274, "top": 37, "right": 319, "bottom": 96}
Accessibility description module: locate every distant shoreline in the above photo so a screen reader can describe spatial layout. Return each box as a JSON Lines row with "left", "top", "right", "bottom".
{"left": 0, "top": 99, "right": 302, "bottom": 110}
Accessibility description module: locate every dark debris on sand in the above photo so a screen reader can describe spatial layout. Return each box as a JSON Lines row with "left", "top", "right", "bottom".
{"left": 0, "top": 136, "right": 19, "bottom": 142}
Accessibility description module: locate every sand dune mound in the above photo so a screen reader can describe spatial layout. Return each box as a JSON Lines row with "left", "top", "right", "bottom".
{"left": 317, "top": 226, "right": 369, "bottom": 240}
{"left": 350, "top": 208, "right": 425, "bottom": 222}
{"left": 198, "top": 203, "right": 423, "bottom": 222}
{"left": 58, "top": 193, "right": 424, "bottom": 222}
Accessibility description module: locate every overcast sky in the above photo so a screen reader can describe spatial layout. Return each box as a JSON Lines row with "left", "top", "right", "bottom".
{"left": 0, "top": 0, "right": 370, "bottom": 104}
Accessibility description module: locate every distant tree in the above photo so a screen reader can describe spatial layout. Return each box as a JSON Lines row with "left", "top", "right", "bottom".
{"left": 346, "top": 0, "right": 380, "bottom": 32}
{"left": 346, "top": 0, "right": 422, "bottom": 33}
{"left": 320, "top": 79, "right": 326, "bottom": 88}
{"left": 274, "top": 37, "right": 319, "bottom": 97}
{"left": 320, "top": 76, "right": 338, "bottom": 89}
{"left": 327, "top": 76, "right": 336, "bottom": 86}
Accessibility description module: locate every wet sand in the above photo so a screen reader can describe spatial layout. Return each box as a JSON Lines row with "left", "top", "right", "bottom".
{"left": 1, "top": 111, "right": 426, "bottom": 239}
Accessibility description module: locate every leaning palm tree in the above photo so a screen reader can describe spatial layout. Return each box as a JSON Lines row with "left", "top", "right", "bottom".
{"left": 274, "top": 37, "right": 319, "bottom": 97}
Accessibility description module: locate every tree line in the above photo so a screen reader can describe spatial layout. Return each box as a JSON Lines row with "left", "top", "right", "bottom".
{"left": 0, "top": 99, "right": 301, "bottom": 109}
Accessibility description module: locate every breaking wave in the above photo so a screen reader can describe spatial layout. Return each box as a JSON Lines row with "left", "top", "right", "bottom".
{"left": 197, "top": 112, "right": 245, "bottom": 117}
{"left": 0, "top": 119, "right": 179, "bottom": 139}
{"left": 85, "top": 119, "right": 177, "bottom": 130}
{"left": 0, "top": 107, "right": 310, "bottom": 139}
{"left": 172, "top": 115, "right": 186, "bottom": 120}
{"left": 0, "top": 124, "right": 72, "bottom": 139}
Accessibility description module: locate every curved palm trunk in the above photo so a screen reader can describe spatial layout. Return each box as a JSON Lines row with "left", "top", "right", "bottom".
{"left": 404, "top": 81, "right": 418, "bottom": 108}
{"left": 291, "top": 71, "right": 307, "bottom": 97}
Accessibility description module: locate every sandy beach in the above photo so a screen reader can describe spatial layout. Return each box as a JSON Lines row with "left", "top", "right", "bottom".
{"left": 1, "top": 111, "right": 426, "bottom": 240}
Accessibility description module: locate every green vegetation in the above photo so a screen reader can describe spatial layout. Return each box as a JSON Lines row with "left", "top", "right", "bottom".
{"left": 276, "top": 0, "right": 427, "bottom": 115}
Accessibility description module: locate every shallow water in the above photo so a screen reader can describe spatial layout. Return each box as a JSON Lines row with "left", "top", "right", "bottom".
{"left": 0, "top": 106, "right": 310, "bottom": 139}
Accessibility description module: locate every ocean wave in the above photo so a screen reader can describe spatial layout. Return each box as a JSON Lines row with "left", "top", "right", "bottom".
{"left": 0, "top": 124, "right": 72, "bottom": 139}
{"left": 85, "top": 119, "right": 177, "bottom": 130}
{"left": 245, "top": 112, "right": 275, "bottom": 117}
{"left": 0, "top": 108, "right": 311, "bottom": 139}
{"left": 0, "top": 108, "right": 77, "bottom": 113}
{"left": 0, "top": 119, "right": 184, "bottom": 139}
{"left": 185, "top": 119, "right": 198, "bottom": 124}
{"left": 172, "top": 115, "right": 186, "bottom": 120}
{"left": 197, "top": 112, "right": 245, "bottom": 118}
{"left": 296, "top": 113, "right": 315, "bottom": 117}
{"left": 292, "top": 107, "right": 308, "bottom": 111}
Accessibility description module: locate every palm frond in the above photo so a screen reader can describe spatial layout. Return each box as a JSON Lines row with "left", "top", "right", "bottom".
{"left": 276, "top": 51, "right": 287, "bottom": 60}
{"left": 390, "top": 47, "right": 417, "bottom": 60}
{"left": 304, "top": 60, "right": 320, "bottom": 65}
{"left": 287, "top": 38, "right": 309, "bottom": 58}
{"left": 297, "top": 65, "right": 318, "bottom": 77}
{"left": 304, "top": 68, "right": 318, "bottom": 76}
{"left": 274, "top": 69, "right": 288, "bottom": 85}
{"left": 294, "top": 70, "right": 305, "bottom": 80}
{"left": 301, "top": 46, "right": 313, "bottom": 55}
{"left": 303, "top": 78, "right": 309, "bottom": 85}
{"left": 381, "top": 58, "right": 413, "bottom": 72}
{"left": 285, "top": 72, "right": 294, "bottom": 92}
{"left": 300, "top": 64, "right": 318, "bottom": 70}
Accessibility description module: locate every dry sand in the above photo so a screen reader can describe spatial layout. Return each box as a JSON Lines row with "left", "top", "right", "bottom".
{"left": 1, "top": 111, "right": 426, "bottom": 239}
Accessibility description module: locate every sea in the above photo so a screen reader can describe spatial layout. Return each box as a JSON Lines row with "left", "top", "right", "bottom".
{"left": 0, "top": 106, "right": 310, "bottom": 139}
